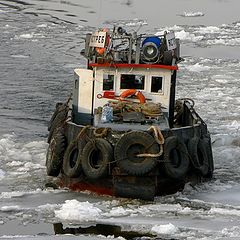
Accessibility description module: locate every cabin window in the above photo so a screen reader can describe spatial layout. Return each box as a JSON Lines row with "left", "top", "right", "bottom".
{"left": 103, "top": 74, "right": 114, "bottom": 90}
{"left": 120, "top": 74, "right": 145, "bottom": 89}
{"left": 151, "top": 76, "right": 163, "bottom": 93}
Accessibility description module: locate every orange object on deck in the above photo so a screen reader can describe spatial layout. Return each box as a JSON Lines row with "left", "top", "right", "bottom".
{"left": 120, "top": 89, "right": 146, "bottom": 103}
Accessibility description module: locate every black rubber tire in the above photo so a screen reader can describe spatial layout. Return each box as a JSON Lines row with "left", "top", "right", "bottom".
{"left": 81, "top": 138, "right": 113, "bottom": 179}
{"left": 115, "top": 131, "right": 159, "bottom": 176}
{"left": 46, "top": 130, "right": 66, "bottom": 177}
{"left": 62, "top": 140, "right": 84, "bottom": 178}
{"left": 163, "top": 136, "right": 189, "bottom": 179}
{"left": 203, "top": 136, "right": 214, "bottom": 178}
{"left": 188, "top": 137, "right": 209, "bottom": 176}
{"left": 47, "top": 102, "right": 63, "bottom": 131}
{"left": 47, "top": 105, "right": 68, "bottom": 143}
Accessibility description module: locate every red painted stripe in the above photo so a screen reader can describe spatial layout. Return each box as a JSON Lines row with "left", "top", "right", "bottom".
{"left": 89, "top": 63, "right": 178, "bottom": 70}
{"left": 58, "top": 179, "right": 113, "bottom": 196}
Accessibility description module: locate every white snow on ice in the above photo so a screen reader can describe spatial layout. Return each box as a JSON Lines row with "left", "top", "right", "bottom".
{"left": 151, "top": 223, "right": 179, "bottom": 235}
{"left": 55, "top": 200, "right": 102, "bottom": 222}
{"left": 175, "top": 30, "right": 203, "bottom": 42}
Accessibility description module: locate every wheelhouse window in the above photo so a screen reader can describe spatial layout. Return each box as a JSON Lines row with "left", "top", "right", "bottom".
{"left": 103, "top": 74, "right": 114, "bottom": 90}
{"left": 120, "top": 74, "right": 145, "bottom": 89}
{"left": 151, "top": 76, "right": 163, "bottom": 93}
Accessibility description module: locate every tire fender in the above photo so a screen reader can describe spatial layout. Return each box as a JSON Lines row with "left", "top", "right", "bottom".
{"left": 47, "top": 105, "right": 68, "bottom": 143}
{"left": 188, "top": 137, "right": 209, "bottom": 176}
{"left": 81, "top": 138, "right": 113, "bottom": 179}
{"left": 46, "top": 130, "right": 66, "bottom": 177}
{"left": 114, "top": 131, "right": 159, "bottom": 176}
{"left": 62, "top": 138, "right": 86, "bottom": 178}
{"left": 203, "top": 136, "right": 214, "bottom": 178}
{"left": 163, "top": 136, "right": 189, "bottom": 179}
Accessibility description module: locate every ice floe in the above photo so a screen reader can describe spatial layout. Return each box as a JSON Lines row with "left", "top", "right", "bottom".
{"left": 175, "top": 30, "right": 203, "bottom": 42}
{"left": 13, "top": 33, "right": 45, "bottom": 40}
{"left": 185, "top": 63, "right": 211, "bottom": 72}
{"left": 0, "top": 205, "right": 21, "bottom": 212}
{"left": 151, "top": 223, "right": 179, "bottom": 234}
{"left": 197, "top": 26, "right": 220, "bottom": 34}
{"left": 55, "top": 200, "right": 102, "bottom": 222}
{"left": 180, "top": 11, "right": 204, "bottom": 17}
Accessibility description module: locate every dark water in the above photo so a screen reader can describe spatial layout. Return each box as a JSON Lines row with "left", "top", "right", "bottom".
{"left": 0, "top": 0, "right": 240, "bottom": 239}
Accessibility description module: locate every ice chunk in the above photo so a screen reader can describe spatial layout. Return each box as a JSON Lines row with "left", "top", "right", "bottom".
{"left": 55, "top": 200, "right": 102, "bottom": 222}
{"left": 151, "top": 223, "right": 178, "bottom": 234}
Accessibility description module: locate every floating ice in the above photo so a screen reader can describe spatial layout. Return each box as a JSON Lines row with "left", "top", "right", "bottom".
{"left": 0, "top": 169, "right": 5, "bottom": 180}
{"left": 14, "top": 33, "right": 45, "bottom": 40}
{"left": 197, "top": 26, "right": 220, "bottom": 34}
{"left": 175, "top": 30, "right": 203, "bottom": 42}
{"left": 126, "top": 19, "right": 147, "bottom": 26}
{"left": 209, "top": 207, "right": 240, "bottom": 217}
{"left": 37, "top": 24, "right": 47, "bottom": 28}
{"left": 0, "top": 134, "right": 47, "bottom": 178}
{"left": 103, "top": 206, "right": 133, "bottom": 217}
{"left": 0, "top": 205, "right": 21, "bottom": 212}
{"left": 151, "top": 223, "right": 178, "bottom": 235}
{"left": 10, "top": 55, "right": 29, "bottom": 59}
{"left": 221, "top": 226, "right": 240, "bottom": 238}
{"left": 55, "top": 200, "right": 102, "bottom": 222}
{"left": 18, "top": 33, "right": 34, "bottom": 39}
{"left": 185, "top": 63, "right": 211, "bottom": 72}
{"left": 155, "top": 25, "right": 184, "bottom": 35}
{"left": 207, "top": 38, "right": 240, "bottom": 46}
{"left": 6, "top": 161, "right": 23, "bottom": 167}
{"left": 0, "top": 189, "right": 42, "bottom": 199}
{"left": 181, "top": 11, "right": 204, "bottom": 17}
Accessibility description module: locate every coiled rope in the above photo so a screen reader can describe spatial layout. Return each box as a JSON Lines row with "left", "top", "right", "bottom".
{"left": 137, "top": 126, "right": 165, "bottom": 158}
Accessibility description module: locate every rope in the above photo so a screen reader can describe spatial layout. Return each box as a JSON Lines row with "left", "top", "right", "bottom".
{"left": 137, "top": 126, "right": 165, "bottom": 158}
{"left": 76, "top": 125, "right": 91, "bottom": 141}
{"left": 93, "top": 127, "right": 110, "bottom": 138}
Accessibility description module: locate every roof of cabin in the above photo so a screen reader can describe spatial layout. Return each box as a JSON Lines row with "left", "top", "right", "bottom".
{"left": 89, "top": 63, "right": 178, "bottom": 71}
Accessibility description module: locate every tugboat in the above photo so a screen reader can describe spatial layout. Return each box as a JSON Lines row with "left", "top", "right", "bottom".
{"left": 46, "top": 27, "right": 214, "bottom": 200}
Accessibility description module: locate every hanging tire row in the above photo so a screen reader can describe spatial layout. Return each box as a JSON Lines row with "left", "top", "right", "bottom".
{"left": 46, "top": 108, "right": 213, "bottom": 180}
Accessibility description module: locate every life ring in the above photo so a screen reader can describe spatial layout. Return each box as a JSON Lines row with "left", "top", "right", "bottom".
{"left": 188, "top": 137, "right": 209, "bottom": 176}
{"left": 120, "top": 89, "right": 146, "bottom": 103}
{"left": 95, "top": 28, "right": 110, "bottom": 55}
{"left": 62, "top": 138, "right": 86, "bottom": 178}
{"left": 81, "top": 138, "right": 113, "bottom": 179}
{"left": 114, "top": 131, "right": 159, "bottom": 175}
{"left": 163, "top": 136, "right": 189, "bottom": 179}
{"left": 46, "top": 130, "right": 66, "bottom": 177}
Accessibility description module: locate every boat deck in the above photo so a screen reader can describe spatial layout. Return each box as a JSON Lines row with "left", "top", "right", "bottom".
{"left": 93, "top": 113, "right": 170, "bottom": 131}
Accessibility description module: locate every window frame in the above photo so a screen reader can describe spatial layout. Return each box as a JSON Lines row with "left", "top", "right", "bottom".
{"left": 150, "top": 75, "right": 164, "bottom": 94}
{"left": 120, "top": 73, "right": 145, "bottom": 90}
{"left": 102, "top": 73, "right": 115, "bottom": 91}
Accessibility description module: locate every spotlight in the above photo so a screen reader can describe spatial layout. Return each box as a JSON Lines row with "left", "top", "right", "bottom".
{"left": 141, "top": 37, "right": 161, "bottom": 63}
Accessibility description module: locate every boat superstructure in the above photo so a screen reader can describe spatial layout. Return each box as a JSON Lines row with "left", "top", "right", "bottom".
{"left": 46, "top": 27, "right": 214, "bottom": 200}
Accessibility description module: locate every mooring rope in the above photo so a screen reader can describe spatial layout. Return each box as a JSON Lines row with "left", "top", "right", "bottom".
{"left": 137, "top": 126, "right": 165, "bottom": 158}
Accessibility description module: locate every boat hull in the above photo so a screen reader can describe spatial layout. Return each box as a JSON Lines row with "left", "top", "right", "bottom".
{"left": 47, "top": 107, "right": 213, "bottom": 200}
